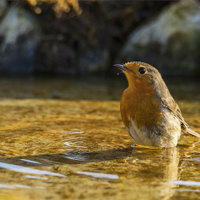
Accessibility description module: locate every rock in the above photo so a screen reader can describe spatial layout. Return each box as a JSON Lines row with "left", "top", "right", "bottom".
{"left": 79, "top": 48, "right": 110, "bottom": 74}
{"left": 37, "top": 41, "right": 77, "bottom": 74}
{"left": 0, "top": 0, "right": 7, "bottom": 18}
{"left": 119, "top": 0, "right": 200, "bottom": 75}
{"left": 0, "top": 6, "right": 41, "bottom": 74}
{"left": 38, "top": 43, "right": 110, "bottom": 74}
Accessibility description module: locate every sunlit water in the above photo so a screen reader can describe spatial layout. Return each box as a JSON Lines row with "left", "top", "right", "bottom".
{"left": 0, "top": 76, "right": 199, "bottom": 200}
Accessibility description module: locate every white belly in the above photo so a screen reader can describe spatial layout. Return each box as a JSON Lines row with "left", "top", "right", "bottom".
{"left": 126, "top": 110, "right": 181, "bottom": 148}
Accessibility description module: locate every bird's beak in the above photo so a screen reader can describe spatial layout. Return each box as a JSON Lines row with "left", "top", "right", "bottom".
{"left": 113, "top": 64, "right": 130, "bottom": 72}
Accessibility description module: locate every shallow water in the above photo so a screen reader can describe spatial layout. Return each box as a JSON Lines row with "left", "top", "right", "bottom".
{"left": 0, "top": 76, "right": 199, "bottom": 200}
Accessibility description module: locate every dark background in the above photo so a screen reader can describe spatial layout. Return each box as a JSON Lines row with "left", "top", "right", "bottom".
{"left": 0, "top": 0, "right": 199, "bottom": 76}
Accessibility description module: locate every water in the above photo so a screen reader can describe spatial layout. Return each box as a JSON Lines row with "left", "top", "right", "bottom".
{"left": 0, "top": 76, "right": 199, "bottom": 200}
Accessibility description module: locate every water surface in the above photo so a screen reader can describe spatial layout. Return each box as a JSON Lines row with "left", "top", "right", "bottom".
{"left": 0, "top": 77, "right": 199, "bottom": 200}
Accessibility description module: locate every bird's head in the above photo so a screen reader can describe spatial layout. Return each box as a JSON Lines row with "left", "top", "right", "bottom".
{"left": 114, "top": 61, "right": 162, "bottom": 90}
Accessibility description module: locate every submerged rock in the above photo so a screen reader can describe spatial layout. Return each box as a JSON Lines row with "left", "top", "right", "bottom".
{"left": 119, "top": 0, "right": 200, "bottom": 75}
{"left": 0, "top": 6, "right": 41, "bottom": 74}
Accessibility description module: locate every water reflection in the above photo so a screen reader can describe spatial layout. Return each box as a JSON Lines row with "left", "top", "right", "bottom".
{"left": 76, "top": 171, "right": 119, "bottom": 179}
{"left": 0, "top": 184, "right": 31, "bottom": 189}
{"left": 158, "top": 148, "right": 179, "bottom": 200}
{"left": 24, "top": 175, "right": 48, "bottom": 180}
{"left": 0, "top": 148, "right": 133, "bottom": 165}
{"left": 170, "top": 180, "right": 200, "bottom": 186}
{"left": 20, "top": 159, "right": 41, "bottom": 164}
{"left": 0, "top": 162, "right": 65, "bottom": 177}
{"left": 0, "top": 142, "right": 199, "bottom": 199}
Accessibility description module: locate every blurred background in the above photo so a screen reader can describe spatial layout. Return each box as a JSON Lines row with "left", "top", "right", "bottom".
{"left": 0, "top": 2, "right": 200, "bottom": 199}
{"left": 0, "top": 0, "right": 200, "bottom": 77}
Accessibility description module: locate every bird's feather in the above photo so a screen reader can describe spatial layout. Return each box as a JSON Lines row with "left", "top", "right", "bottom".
{"left": 152, "top": 71, "right": 200, "bottom": 138}
{"left": 161, "top": 98, "right": 200, "bottom": 138}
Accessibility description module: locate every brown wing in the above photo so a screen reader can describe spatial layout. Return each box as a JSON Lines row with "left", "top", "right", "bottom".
{"left": 161, "top": 97, "right": 200, "bottom": 138}
{"left": 152, "top": 71, "right": 200, "bottom": 138}
{"left": 160, "top": 91, "right": 200, "bottom": 138}
{"left": 161, "top": 96, "right": 186, "bottom": 127}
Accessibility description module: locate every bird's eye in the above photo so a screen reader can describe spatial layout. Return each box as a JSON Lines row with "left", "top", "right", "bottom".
{"left": 139, "top": 67, "right": 146, "bottom": 74}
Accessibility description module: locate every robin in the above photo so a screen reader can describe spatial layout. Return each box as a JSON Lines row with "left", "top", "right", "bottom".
{"left": 114, "top": 61, "right": 200, "bottom": 148}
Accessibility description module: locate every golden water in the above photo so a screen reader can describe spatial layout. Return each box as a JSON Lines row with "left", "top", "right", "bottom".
{"left": 0, "top": 77, "right": 199, "bottom": 200}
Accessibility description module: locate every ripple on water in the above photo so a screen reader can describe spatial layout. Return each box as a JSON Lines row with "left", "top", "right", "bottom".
{"left": 170, "top": 180, "right": 200, "bottom": 187}
{"left": 67, "top": 130, "right": 85, "bottom": 134}
{"left": 63, "top": 130, "right": 87, "bottom": 151}
{"left": 175, "top": 189, "right": 200, "bottom": 193}
{"left": 0, "top": 184, "right": 31, "bottom": 189}
{"left": 64, "top": 152, "right": 87, "bottom": 162}
{"left": 183, "top": 157, "right": 200, "bottom": 162}
{"left": 24, "top": 175, "right": 48, "bottom": 180}
{"left": 19, "top": 159, "right": 41, "bottom": 164}
{"left": 76, "top": 171, "right": 119, "bottom": 179}
{"left": 0, "top": 162, "right": 65, "bottom": 177}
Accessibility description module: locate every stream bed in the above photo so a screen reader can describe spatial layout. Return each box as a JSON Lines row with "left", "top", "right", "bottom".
{"left": 0, "top": 77, "right": 199, "bottom": 200}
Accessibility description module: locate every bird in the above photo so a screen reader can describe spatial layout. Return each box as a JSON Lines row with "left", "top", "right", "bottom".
{"left": 114, "top": 61, "right": 200, "bottom": 148}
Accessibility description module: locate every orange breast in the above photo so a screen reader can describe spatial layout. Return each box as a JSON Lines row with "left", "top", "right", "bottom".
{"left": 120, "top": 80, "right": 162, "bottom": 129}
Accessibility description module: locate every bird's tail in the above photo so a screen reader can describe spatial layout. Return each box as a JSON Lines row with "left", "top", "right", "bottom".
{"left": 183, "top": 127, "right": 200, "bottom": 138}
{"left": 181, "top": 119, "right": 200, "bottom": 138}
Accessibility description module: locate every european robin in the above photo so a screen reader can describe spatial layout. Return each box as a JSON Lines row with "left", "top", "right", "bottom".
{"left": 114, "top": 61, "right": 200, "bottom": 148}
